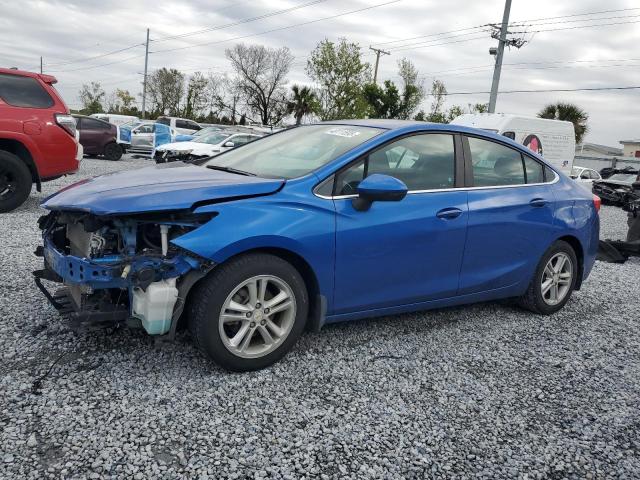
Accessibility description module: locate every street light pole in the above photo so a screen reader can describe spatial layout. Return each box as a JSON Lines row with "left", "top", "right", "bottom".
{"left": 488, "top": 0, "right": 512, "bottom": 113}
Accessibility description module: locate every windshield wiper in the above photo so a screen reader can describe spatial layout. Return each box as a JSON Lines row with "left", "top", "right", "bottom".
{"left": 206, "top": 165, "right": 256, "bottom": 176}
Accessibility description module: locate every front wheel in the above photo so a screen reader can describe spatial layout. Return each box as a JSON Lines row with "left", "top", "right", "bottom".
{"left": 103, "top": 143, "right": 123, "bottom": 161}
{"left": 518, "top": 240, "right": 578, "bottom": 314}
{"left": 188, "top": 253, "right": 309, "bottom": 371}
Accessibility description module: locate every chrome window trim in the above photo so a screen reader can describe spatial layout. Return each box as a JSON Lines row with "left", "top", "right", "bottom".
{"left": 314, "top": 170, "right": 559, "bottom": 200}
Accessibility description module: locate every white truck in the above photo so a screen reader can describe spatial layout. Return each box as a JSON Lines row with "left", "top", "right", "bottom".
{"left": 451, "top": 113, "right": 576, "bottom": 175}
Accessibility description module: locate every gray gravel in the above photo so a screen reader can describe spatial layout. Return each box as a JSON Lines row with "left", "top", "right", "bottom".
{"left": 1, "top": 155, "right": 639, "bottom": 479}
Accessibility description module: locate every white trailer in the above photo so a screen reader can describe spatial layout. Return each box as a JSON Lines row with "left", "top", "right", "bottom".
{"left": 451, "top": 113, "right": 576, "bottom": 175}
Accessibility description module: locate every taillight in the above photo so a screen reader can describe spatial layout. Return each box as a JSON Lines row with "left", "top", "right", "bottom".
{"left": 593, "top": 194, "right": 601, "bottom": 213}
{"left": 55, "top": 114, "right": 77, "bottom": 137}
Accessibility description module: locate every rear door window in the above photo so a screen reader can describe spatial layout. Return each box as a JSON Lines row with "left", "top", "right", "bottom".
{"left": 81, "top": 118, "right": 110, "bottom": 130}
{"left": 0, "top": 73, "right": 54, "bottom": 108}
{"left": 467, "top": 136, "right": 525, "bottom": 187}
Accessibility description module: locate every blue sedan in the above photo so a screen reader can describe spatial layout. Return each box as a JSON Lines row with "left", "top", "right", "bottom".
{"left": 35, "top": 120, "right": 600, "bottom": 371}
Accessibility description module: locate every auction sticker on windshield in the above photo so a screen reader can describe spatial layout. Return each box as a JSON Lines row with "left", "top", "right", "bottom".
{"left": 325, "top": 128, "right": 361, "bottom": 138}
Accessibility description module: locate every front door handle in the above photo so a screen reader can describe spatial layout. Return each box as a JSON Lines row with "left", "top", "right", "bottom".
{"left": 529, "top": 198, "right": 548, "bottom": 208}
{"left": 436, "top": 207, "right": 463, "bottom": 219}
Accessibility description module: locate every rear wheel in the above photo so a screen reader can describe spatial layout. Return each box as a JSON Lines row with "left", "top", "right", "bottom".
{"left": 0, "top": 150, "right": 32, "bottom": 213}
{"left": 188, "top": 253, "right": 309, "bottom": 371}
{"left": 103, "top": 142, "right": 123, "bottom": 161}
{"left": 518, "top": 240, "right": 577, "bottom": 314}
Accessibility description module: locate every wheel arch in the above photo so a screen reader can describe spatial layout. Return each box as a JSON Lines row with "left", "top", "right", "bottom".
{"left": 179, "top": 246, "right": 323, "bottom": 332}
{"left": 0, "top": 138, "right": 41, "bottom": 191}
{"left": 556, "top": 234, "right": 584, "bottom": 290}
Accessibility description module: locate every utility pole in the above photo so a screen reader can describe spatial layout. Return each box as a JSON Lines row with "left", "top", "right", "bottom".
{"left": 40, "top": 56, "right": 43, "bottom": 74}
{"left": 369, "top": 46, "right": 390, "bottom": 84}
{"left": 488, "top": 0, "right": 512, "bottom": 113}
{"left": 141, "top": 28, "right": 150, "bottom": 119}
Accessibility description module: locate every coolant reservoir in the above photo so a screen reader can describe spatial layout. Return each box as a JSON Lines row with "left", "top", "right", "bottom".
{"left": 132, "top": 278, "right": 179, "bottom": 335}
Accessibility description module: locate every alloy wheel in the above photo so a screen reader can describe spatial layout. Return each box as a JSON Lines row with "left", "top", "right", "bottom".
{"left": 218, "top": 275, "right": 297, "bottom": 359}
{"left": 541, "top": 252, "right": 573, "bottom": 306}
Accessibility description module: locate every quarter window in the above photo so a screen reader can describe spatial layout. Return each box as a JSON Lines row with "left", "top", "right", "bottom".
{"left": 0, "top": 73, "right": 54, "bottom": 108}
{"left": 468, "top": 137, "right": 525, "bottom": 187}
{"left": 523, "top": 156, "right": 544, "bottom": 184}
{"left": 334, "top": 134, "right": 456, "bottom": 195}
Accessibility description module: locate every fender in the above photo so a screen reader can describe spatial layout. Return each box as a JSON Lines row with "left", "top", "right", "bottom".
{"left": 172, "top": 195, "right": 337, "bottom": 307}
{"left": 0, "top": 131, "right": 43, "bottom": 189}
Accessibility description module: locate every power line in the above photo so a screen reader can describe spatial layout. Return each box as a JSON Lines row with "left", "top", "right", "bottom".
{"left": 47, "top": 54, "right": 145, "bottom": 73}
{"left": 43, "top": 43, "right": 144, "bottom": 68}
{"left": 151, "top": 0, "right": 331, "bottom": 43}
{"left": 150, "top": 0, "right": 404, "bottom": 54}
{"left": 371, "top": 25, "right": 490, "bottom": 47}
{"left": 508, "top": 7, "right": 640, "bottom": 24}
{"left": 509, "top": 13, "right": 640, "bottom": 28}
{"left": 444, "top": 86, "right": 640, "bottom": 96}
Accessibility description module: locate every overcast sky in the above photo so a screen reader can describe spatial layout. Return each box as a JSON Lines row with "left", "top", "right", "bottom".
{"left": 2, "top": 0, "right": 638, "bottom": 145}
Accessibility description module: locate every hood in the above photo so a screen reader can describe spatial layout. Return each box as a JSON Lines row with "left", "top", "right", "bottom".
{"left": 156, "top": 141, "right": 217, "bottom": 155}
{"left": 42, "top": 163, "right": 284, "bottom": 215}
{"left": 596, "top": 179, "right": 633, "bottom": 188}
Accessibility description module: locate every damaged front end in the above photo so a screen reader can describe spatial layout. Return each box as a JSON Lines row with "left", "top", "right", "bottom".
{"left": 34, "top": 210, "right": 215, "bottom": 337}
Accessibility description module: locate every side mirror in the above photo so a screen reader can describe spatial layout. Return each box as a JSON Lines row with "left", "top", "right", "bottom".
{"left": 223, "top": 141, "right": 235, "bottom": 148}
{"left": 352, "top": 174, "right": 408, "bottom": 211}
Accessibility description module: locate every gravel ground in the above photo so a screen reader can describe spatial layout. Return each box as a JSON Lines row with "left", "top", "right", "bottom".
{"left": 1, "top": 155, "right": 639, "bottom": 479}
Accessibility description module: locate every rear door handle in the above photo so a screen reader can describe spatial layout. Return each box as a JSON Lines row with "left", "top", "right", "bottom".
{"left": 529, "top": 198, "right": 548, "bottom": 208}
{"left": 436, "top": 207, "right": 463, "bottom": 219}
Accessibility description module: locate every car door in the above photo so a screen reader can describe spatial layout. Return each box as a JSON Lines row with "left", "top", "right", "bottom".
{"left": 131, "top": 124, "right": 154, "bottom": 149}
{"left": 458, "top": 135, "right": 556, "bottom": 295}
{"left": 331, "top": 133, "right": 469, "bottom": 314}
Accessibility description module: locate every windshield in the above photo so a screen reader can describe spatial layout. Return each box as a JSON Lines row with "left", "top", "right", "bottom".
{"left": 608, "top": 174, "right": 637, "bottom": 183}
{"left": 193, "top": 126, "right": 222, "bottom": 137}
{"left": 571, "top": 167, "right": 582, "bottom": 177}
{"left": 195, "top": 133, "right": 231, "bottom": 145}
{"left": 204, "top": 125, "right": 383, "bottom": 178}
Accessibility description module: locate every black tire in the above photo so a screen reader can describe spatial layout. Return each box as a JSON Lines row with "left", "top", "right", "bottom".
{"left": 103, "top": 143, "right": 123, "bottom": 161}
{"left": 518, "top": 240, "right": 578, "bottom": 315}
{"left": 0, "top": 150, "right": 32, "bottom": 213}
{"left": 188, "top": 253, "right": 309, "bottom": 371}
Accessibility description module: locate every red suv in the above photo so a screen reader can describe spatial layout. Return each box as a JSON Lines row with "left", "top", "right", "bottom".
{"left": 0, "top": 68, "right": 80, "bottom": 212}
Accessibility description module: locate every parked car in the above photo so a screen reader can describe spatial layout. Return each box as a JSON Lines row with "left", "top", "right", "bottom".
{"left": 35, "top": 120, "right": 599, "bottom": 371}
{"left": 156, "top": 116, "right": 201, "bottom": 134}
{"left": 90, "top": 113, "right": 140, "bottom": 127}
{"left": 154, "top": 131, "right": 262, "bottom": 163}
{"left": 128, "top": 122, "right": 177, "bottom": 155}
{"left": 592, "top": 173, "right": 639, "bottom": 205}
{"left": 173, "top": 126, "right": 225, "bottom": 143}
{"left": 73, "top": 115, "right": 123, "bottom": 161}
{"left": 0, "top": 68, "right": 80, "bottom": 212}
{"left": 451, "top": 113, "right": 576, "bottom": 175}
{"left": 570, "top": 166, "right": 602, "bottom": 189}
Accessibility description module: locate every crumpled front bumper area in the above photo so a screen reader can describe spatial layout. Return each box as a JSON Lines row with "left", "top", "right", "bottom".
{"left": 33, "top": 213, "right": 209, "bottom": 335}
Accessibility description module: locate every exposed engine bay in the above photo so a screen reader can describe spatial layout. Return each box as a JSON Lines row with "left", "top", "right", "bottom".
{"left": 34, "top": 210, "right": 215, "bottom": 337}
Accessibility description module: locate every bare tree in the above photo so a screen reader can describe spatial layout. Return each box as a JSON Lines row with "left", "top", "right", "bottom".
{"left": 225, "top": 44, "right": 294, "bottom": 125}
{"left": 78, "top": 81, "right": 105, "bottom": 114}
{"left": 145, "top": 68, "right": 185, "bottom": 117}
{"left": 183, "top": 72, "right": 209, "bottom": 119}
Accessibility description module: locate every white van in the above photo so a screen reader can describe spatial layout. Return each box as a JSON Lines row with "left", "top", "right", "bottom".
{"left": 156, "top": 116, "right": 202, "bottom": 135}
{"left": 90, "top": 113, "right": 140, "bottom": 127}
{"left": 451, "top": 113, "right": 576, "bottom": 175}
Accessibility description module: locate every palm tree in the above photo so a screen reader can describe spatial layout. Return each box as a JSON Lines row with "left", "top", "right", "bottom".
{"left": 538, "top": 103, "right": 589, "bottom": 144}
{"left": 286, "top": 85, "right": 318, "bottom": 125}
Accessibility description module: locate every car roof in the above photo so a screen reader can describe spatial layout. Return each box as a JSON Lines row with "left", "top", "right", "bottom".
{"left": 316, "top": 119, "right": 552, "bottom": 165}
